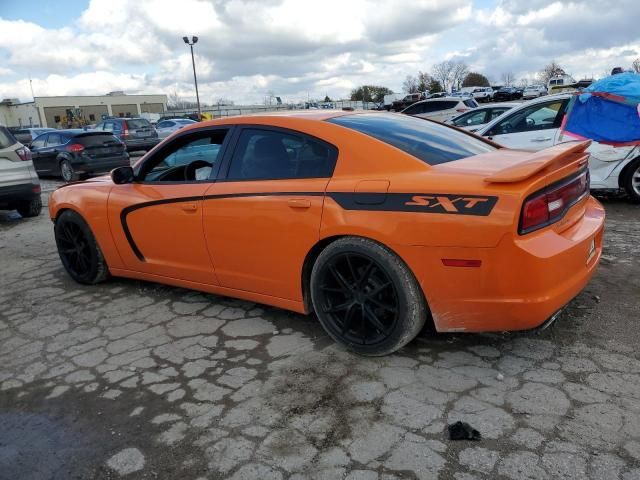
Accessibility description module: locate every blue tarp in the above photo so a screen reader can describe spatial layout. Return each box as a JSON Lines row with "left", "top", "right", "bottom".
{"left": 562, "top": 72, "right": 640, "bottom": 146}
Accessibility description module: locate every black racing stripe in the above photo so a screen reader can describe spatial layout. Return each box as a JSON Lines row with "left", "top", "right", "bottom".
{"left": 121, "top": 191, "right": 324, "bottom": 261}
{"left": 327, "top": 192, "right": 498, "bottom": 216}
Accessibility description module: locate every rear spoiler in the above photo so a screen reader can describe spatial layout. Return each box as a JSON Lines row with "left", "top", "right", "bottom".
{"left": 485, "top": 140, "right": 591, "bottom": 183}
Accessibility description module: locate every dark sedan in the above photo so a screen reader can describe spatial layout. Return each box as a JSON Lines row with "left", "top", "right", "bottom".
{"left": 29, "top": 130, "right": 130, "bottom": 182}
{"left": 493, "top": 87, "right": 523, "bottom": 101}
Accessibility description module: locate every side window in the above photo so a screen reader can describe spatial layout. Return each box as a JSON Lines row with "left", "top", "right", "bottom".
{"left": 489, "top": 108, "right": 508, "bottom": 120}
{"left": 30, "top": 135, "right": 46, "bottom": 149}
{"left": 453, "top": 110, "right": 487, "bottom": 127}
{"left": 227, "top": 128, "right": 337, "bottom": 181}
{"left": 404, "top": 103, "right": 423, "bottom": 115}
{"left": 139, "top": 130, "right": 227, "bottom": 182}
{"left": 103, "top": 122, "right": 115, "bottom": 132}
{"left": 491, "top": 101, "right": 566, "bottom": 135}
{"left": 157, "top": 121, "right": 170, "bottom": 129}
{"left": 46, "top": 133, "right": 63, "bottom": 146}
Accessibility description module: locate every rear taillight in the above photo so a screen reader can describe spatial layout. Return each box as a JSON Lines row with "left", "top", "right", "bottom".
{"left": 67, "top": 143, "right": 85, "bottom": 153}
{"left": 519, "top": 170, "right": 590, "bottom": 234}
{"left": 121, "top": 121, "right": 129, "bottom": 138}
{"left": 16, "top": 146, "right": 32, "bottom": 161}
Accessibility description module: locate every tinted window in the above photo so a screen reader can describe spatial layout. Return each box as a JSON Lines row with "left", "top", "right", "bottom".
{"left": 329, "top": 113, "right": 495, "bottom": 165}
{"left": 423, "top": 101, "right": 458, "bottom": 112}
{"left": 227, "top": 128, "right": 337, "bottom": 180}
{"left": 452, "top": 110, "right": 488, "bottom": 127}
{"left": 30, "top": 135, "right": 46, "bottom": 149}
{"left": 156, "top": 121, "right": 172, "bottom": 128}
{"left": 0, "top": 127, "right": 16, "bottom": 149}
{"left": 102, "top": 122, "right": 115, "bottom": 132}
{"left": 47, "top": 133, "right": 63, "bottom": 146}
{"left": 489, "top": 108, "right": 509, "bottom": 120}
{"left": 127, "top": 119, "right": 151, "bottom": 129}
{"left": 403, "top": 103, "right": 424, "bottom": 115}
{"left": 464, "top": 99, "right": 479, "bottom": 108}
{"left": 491, "top": 100, "right": 567, "bottom": 135}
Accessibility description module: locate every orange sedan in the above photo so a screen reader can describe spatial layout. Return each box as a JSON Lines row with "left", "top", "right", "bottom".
{"left": 49, "top": 111, "right": 604, "bottom": 355}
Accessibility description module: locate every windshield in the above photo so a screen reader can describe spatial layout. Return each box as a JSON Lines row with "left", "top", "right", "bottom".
{"left": 328, "top": 113, "right": 496, "bottom": 165}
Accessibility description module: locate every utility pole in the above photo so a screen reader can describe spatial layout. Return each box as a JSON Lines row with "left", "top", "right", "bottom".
{"left": 182, "top": 36, "right": 201, "bottom": 118}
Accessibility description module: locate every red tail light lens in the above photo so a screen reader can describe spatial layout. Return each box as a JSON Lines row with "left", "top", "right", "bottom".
{"left": 16, "top": 146, "right": 32, "bottom": 161}
{"left": 520, "top": 169, "right": 590, "bottom": 234}
{"left": 67, "top": 143, "right": 85, "bottom": 153}
{"left": 456, "top": 108, "right": 469, "bottom": 112}
{"left": 121, "top": 121, "right": 129, "bottom": 138}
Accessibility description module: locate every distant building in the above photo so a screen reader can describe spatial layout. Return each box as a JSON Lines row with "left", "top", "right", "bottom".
{"left": 0, "top": 93, "right": 168, "bottom": 128}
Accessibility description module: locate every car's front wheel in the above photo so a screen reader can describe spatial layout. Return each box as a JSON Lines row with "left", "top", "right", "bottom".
{"left": 622, "top": 157, "right": 640, "bottom": 203}
{"left": 54, "top": 210, "right": 110, "bottom": 284}
{"left": 310, "top": 237, "right": 427, "bottom": 356}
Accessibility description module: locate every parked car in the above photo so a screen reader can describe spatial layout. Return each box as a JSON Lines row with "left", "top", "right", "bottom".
{"left": 93, "top": 118, "right": 159, "bottom": 152}
{"left": 447, "top": 102, "right": 519, "bottom": 132}
{"left": 522, "top": 85, "right": 547, "bottom": 99}
{"left": 155, "top": 118, "right": 197, "bottom": 139}
{"left": 477, "top": 93, "right": 640, "bottom": 201}
{"left": 401, "top": 97, "right": 479, "bottom": 122}
{"left": 383, "top": 93, "right": 405, "bottom": 111}
{"left": 0, "top": 126, "right": 41, "bottom": 217}
{"left": 493, "top": 87, "right": 523, "bottom": 101}
{"left": 13, "top": 128, "right": 56, "bottom": 145}
{"left": 426, "top": 92, "right": 447, "bottom": 99}
{"left": 391, "top": 93, "right": 425, "bottom": 111}
{"left": 461, "top": 87, "right": 494, "bottom": 102}
{"left": 29, "top": 130, "right": 130, "bottom": 182}
{"left": 49, "top": 111, "right": 604, "bottom": 356}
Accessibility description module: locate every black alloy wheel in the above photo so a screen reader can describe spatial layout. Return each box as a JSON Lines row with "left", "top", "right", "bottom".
{"left": 54, "top": 210, "right": 109, "bottom": 284}
{"left": 311, "top": 237, "right": 427, "bottom": 356}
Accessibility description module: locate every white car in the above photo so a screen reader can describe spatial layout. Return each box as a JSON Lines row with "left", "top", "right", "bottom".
{"left": 522, "top": 85, "right": 547, "bottom": 99}
{"left": 155, "top": 118, "right": 197, "bottom": 139}
{"left": 461, "top": 86, "right": 494, "bottom": 102}
{"left": 477, "top": 93, "right": 640, "bottom": 201}
{"left": 401, "top": 97, "right": 479, "bottom": 123}
{"left": 447, "top": 102, "right": 519, "bottom": 132}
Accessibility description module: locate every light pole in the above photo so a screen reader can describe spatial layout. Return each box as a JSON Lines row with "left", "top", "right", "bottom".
{"left": 182, "top": 36, "right": 201, "bottom": 118}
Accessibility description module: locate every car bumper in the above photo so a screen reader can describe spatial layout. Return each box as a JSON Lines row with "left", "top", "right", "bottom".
{"left": 124, "top": 138, "right": 159, "bottom": 150}
{"left": 400, "top": 195, "right": 605, "bottom": 332}
{"left": 72, "top": 155, "right": 131, "bottom": 175}
{"left": 0, "top": 182, "right": 41, "bottom": 206}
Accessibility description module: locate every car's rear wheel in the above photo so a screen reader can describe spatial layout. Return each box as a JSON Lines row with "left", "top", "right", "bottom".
{"left": 60, "top": 159, "right": 77, "bottom": 182}
{"left": 622, "top": 158, "right": 640, "bottom": 203}
{"left": 310, "top": 237, "right": 427, "bottom": 356}
{"left": 16, "top": 196, "right": 42, "bottom": 218}
{"left": 55, "top": 210, "right": 110, "bottom": 284}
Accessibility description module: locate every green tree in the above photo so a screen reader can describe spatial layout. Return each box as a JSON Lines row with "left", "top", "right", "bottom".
{"left": 323, "top": 95, "right": 332, "bottom": 102}
{"left": 428, "top": 79, "right": 443, "bottom": 93}
{"left": 462, "top": 72, "right": 490, "bottom": 87}
{"left": 350, "top": 85, "right": 393, "bottom": 103}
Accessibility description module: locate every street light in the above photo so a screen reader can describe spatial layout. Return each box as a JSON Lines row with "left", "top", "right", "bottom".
{"left": 182, "top": 36, "right": 201, "bottom": 118}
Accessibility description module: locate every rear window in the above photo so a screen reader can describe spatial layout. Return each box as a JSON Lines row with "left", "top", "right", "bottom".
{"left": 329, "top": 113, "right": 496, "bottom": 165}
{"left": 424, "top": 101, "right": 458, "bottom": 112}
{"left": 126, "top": 119, "right": 151, "bottom": 129}
{"left": 464, "top": 99, "right": 479, "bottom": 108}
{"left": 74, "top": 133, "right": 121, "bottom": 147}
{"left": 0, "top": 127, "right": 17, "bottom": 149}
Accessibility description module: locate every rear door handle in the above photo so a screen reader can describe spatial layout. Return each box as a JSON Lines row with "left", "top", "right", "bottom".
{"left": 181, "top": 202, "right": 198, "bottom": 212}
{"left": 531, "top": 137, "right": 552, "bottom": 142}
{"left": 288, "top": 198, "right": 311, "bottom": 209}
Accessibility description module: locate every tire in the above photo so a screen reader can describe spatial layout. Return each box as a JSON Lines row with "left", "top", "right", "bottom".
{"left": 16, "top": 196, "right": 42, "bottom": 218}
{"left": 622, "top": 157, "right": 640, "bottom": 203}
{"left": 54, "top": 210, "right": 110, "bottom": 284}
{"left": 59, "top": 159, "right": 77, "bottom": 182}
{"left": 310, "top": 236, "right": 427, "bottom": 356}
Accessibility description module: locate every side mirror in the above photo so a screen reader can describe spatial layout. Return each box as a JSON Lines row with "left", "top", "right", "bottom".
{"left": 111, "top": 166, "right": 135, "bottom": 184}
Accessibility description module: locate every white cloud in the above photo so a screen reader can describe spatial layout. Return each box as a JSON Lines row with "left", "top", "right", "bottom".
{"left": 1, "top": 0, "right": 640, "bottom": 104}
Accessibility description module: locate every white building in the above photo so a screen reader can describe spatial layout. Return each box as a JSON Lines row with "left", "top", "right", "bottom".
{"left": 0, "top": 93, "right": 168, "bottom": 128}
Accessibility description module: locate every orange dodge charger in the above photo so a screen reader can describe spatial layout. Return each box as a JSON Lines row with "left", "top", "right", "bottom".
{"left": 49, "top": 111, "right": 604, "bottom": 356}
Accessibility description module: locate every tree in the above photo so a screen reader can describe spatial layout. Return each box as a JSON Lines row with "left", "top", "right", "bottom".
{"left": 501, "top": 71, "right": 516, "bottom": 86}
{"left": 432, "top": 60, "right": 456, "bottom": 92}
{"left": 632, "top": 58, "right": 640, "bottom": 74}
{"left": 462, "top": 72, "right": 490, "bottom": 87}
{"left": 539, "top": 61, "right": 566, "bottom": 85}
{"left": 402, "top": 75, "right": 419, "bottom": 93}
{"left": 518, "top": 78, "right": 529, "bottom": 87}
{"left": 417, "top": 71, "right": 431, "bottom": 92}
{"left": 350, "top": 85, "right": 393, "bottom": 103}
{"left": 451, "top": 62, "right": 469, "bottom": 91}
{"left": 428, "top": 79, "right": 443, "bottom": 93}
{"left": 323, "top": 95, "right": 332, "bottom": 102}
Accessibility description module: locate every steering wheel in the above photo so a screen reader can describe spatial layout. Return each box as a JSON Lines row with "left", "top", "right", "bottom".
{"left": 184, "top": 160, "right": 213, "bottom": 181}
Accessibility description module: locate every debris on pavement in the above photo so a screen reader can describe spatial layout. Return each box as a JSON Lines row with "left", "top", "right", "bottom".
{"left": 447, "top": 421, "right": 482, "bottom": 441}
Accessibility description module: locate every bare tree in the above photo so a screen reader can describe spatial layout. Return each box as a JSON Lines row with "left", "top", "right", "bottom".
{"left": 450, "top": 62, "right": 469, "bottom": 91}
{"left": 518, "top": 78, "right": 529, "bottom": 87}
{"left": 632, "top": 58, "right": 640, "bottom": 73}
{"left": 501, "top": 72, "right": 516, "bottom": 86}
{"left": 168, "top": 89, "right": 184, "bottom": 110}
{"left": 539, "top": 61, "right": 566, "bottom": 85}
{"left": 417, "top": 71, "right": 431, "bottom": 92}
{"left": 402, "top": 75, "right": 420, "bottom": 93}
{"left": 432, "top": 61, "right": 456, "bottom": 92}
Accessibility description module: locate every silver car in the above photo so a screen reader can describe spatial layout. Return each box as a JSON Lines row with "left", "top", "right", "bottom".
{"left": 0, "top": 126, "right": 42, "bottom": 217}
{"left": 155, "top": 118, "right": 197, "bottom": 139}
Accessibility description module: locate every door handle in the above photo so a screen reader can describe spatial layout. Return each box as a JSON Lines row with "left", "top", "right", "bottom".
{"left": 531, "top": 137, "right": 552, "bottom": 142}
{"left": 288, "top": 198, "right": 311, "bottom": 209}
{"left": 181, "top": 202, "right": 198, "bottom": 212}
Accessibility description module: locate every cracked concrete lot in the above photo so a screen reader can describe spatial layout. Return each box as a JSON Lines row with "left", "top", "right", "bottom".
{"left": 1, "top": 186, "right": 639, "bottom": 480}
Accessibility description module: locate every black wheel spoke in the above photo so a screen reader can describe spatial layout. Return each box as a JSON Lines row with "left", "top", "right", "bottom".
{"left": 365, "top": 281, "right": 392, "bottom": 298}
{"left": 341, "top": 304, "right": 358, "bottom": 334}
{"left": 363, "top": 304, "right": 389, "bottom": 334}
{"left": 324, "top": 300, "right": 353, "bottom": 314}
{"left": 366, "top": 296, "right": 398, "bottom": 313}
{"left": 357, "top": 260, "right": 375, "bottom": 288}
{"left": 329, "top": 264, "right": 353, "bottom": 292}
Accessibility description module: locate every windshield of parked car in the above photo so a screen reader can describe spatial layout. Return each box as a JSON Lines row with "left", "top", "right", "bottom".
{"left": 329, "top": 113, "right": 496, "bottom": 165}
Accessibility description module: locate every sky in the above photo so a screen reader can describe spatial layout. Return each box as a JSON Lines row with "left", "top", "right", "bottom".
{"left": 1, "top": 0, "right": 639, "bottom": 105}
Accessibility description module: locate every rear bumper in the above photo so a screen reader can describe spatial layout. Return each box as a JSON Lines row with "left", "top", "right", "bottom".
{"left": 124, "top": 138, "right": 159, "bottom": 151}
{"left": 404, "top": 196, "right": 606, "bottom": 332}
{"left": 0, "top": 182, "right": 41, "bottom": 206}
{"left": 72, "top": 155, "right": 131, "bottom": 174}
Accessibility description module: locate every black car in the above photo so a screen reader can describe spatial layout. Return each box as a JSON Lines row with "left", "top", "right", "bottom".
{"left": 29, "top": 130, "right": 129, "bottom": 182}
{"left": 93, "top": 118, "right": 159, "bottom": 152}
{"left": 493, "top": 87, "right": 523, "bottom": 101}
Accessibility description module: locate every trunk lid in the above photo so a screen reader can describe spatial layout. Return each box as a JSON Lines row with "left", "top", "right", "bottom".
{"left": 75, "top": 132, "right": 126, "bottom": 158}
